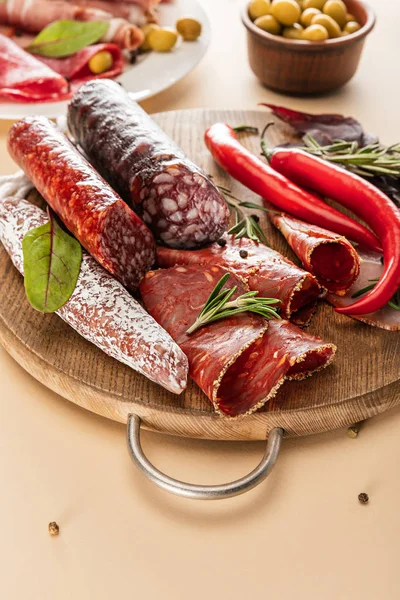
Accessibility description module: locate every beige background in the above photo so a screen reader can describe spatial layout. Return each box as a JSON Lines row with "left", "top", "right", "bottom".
{"left": 0, "top": 0, "right": 399, "bottom": 598}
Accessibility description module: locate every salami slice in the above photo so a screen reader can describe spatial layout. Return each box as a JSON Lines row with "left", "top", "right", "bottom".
{"left": 140, "top": 265, "right": 336, "bottom": 417}
{"left": 37, "top": 44, "right": 124, "bottom": 85}
{"left": 67, "top": 80, "right": 230, "bottom": 249}
{"left": 0, "top": 197, "right": 188, "bottom": 394}
{"left": 270, "top": 212, "right": 360, "bottom": 295}
{"left": 327, "top": 250, "right": 400, "bottom": 331}
{"left": 0, "top": 34, "right": 69, "bottom": 102}
{"left": 156, "top": 235, "right": 321, "bottom": 326}
{"left": 8, "top": 116, "right": 155, "bottom": 290}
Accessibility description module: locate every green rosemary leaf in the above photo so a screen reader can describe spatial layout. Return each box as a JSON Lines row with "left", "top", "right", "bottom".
{"left": 202, "top": 272, "right": 230, "bottom": 308}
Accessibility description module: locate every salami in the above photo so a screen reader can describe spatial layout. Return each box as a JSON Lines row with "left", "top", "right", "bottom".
{"left": 270, "top": 212, "right": 360, "bottom": 295}
{"left": 0, "top": 34, "right": 69, "bottom": 102}
{"left": 327, "top": 250, "right": 400, "bottom": 331}
{"left": 7, "top": 116, "right": 155, "bottom": 290}
{"left": 140, "top": 265, "right": 336, "bottom": 417}
{"left": 67, "top": 80, "right": 230, "bottom": 249}
{"left": 156, "top": 235, "right": 321, "bottom": 326}
{"left": 0, "top": 197, "right": 188, "bottom": 394}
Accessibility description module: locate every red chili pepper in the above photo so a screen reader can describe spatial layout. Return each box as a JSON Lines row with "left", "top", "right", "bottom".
{"left": 204, "top": 124, "right": 381, "bottom": 256}
{"left": 268, "top": 148, "right": 400, "bottom": 315}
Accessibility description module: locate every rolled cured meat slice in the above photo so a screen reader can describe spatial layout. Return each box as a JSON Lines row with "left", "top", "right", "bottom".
{"left": 327, "top": 250, "right": 400, "bottom": 331}
{"left": 71, "top": 0, "right": 154, "bottom": 25}
{"left": 67, "top": 80, "right": 230, "bottom": 249}
{"left": 270, "top": 212, "right": 360, "bottom": 295}
{"left": 8, "top": 116, "right": 155, "bottom": 290}
{"left": 140, "top": 265, "right": 336, "bottom": 417}
{"left": 0, "top": 197, "right": 188, "bottom": 394}
{"left": 0, "top": 34, "right": 69, "bottom": 102}
{"left": 156, "top": 235, "right": 321, "bottom": 326}
{"left": 37, "top": 44, "right": 124, "bottom": 85}
{"left": 0, "top": 0, "right": 144, "bottom": 50}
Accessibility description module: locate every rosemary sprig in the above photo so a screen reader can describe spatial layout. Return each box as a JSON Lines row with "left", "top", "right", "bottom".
{"left": 233, "top": 125, "right": 260, "bottom": 134}
{"left": 215, "top": 183, "right": 276, "bottom": 244}
{"left": 352, "top": 278, "right": 400, "bottom": 310}
{"left": 301, "top": 135, "right": 400, "bottom": 179}
{"left": 186, "top": 273, "right": 281, "bottom": 334}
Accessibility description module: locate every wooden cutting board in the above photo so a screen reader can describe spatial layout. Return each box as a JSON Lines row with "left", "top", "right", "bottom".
{"left": 0, "top": 109, "right": 398, "bottom": 441}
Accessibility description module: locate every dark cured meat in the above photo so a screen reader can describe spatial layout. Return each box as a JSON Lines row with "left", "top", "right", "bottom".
{"left": 37, "top": 44, "right": 124, "bottom": 85}
{"left": 140, "top": 265, "right": 336, "bottom": 417}
{"left": 0, "top": 34, "right": 69, "bottom": 102}
{"left": 156, "top": 235, "right": 321, "bottom": 326}
{"left": 7, "top": 116, "right": 155, "bottom": 290}
{"left": 269, "top": 212, "right": 360, "bottom": 295}
{"left": 67, "top": 79, "right": 230, "bottom": 249}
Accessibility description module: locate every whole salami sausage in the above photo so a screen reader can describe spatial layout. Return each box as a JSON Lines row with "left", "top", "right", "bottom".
{"left": 0, "top": 197, "right": 188, "bottom": 395}
{"left": 140, "top": 264, "right": 336, "bottom": 416}
{"left": 7, "top": 116, "right": 155, "bottom": 290}
{"left": 67, "top": 79, "right": 230, "bottom": 249}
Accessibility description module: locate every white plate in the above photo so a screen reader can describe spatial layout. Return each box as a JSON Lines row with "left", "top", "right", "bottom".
{"left": 0, "top": 0, "right": 210, "bottom": 120}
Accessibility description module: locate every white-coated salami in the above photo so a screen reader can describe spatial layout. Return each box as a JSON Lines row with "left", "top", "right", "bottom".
{"left": 0, "top": 197, "right": 188, "bottom": 395}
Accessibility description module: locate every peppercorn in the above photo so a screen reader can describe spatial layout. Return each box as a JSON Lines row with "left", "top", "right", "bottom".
{"left": 239, "top": 250, "right": 248, "bottom": 258}
{"left": 358, "top": 493, "right": 369, "bottom": 504}
{"left": 251, "top": 214, "right": 260, "bottom": 223}
{"left": 217, "top": 238, "right": 227, "bottom": 247}
{"left": 129, "top": 50, "right": 138, "bottom": 64}
{"left": 48, "top": 522, "right": 60, "bottom": 536}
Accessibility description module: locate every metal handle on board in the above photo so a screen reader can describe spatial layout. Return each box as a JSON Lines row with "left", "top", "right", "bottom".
{"left": 127, "top": 414, "right": 283, "bottom": 500}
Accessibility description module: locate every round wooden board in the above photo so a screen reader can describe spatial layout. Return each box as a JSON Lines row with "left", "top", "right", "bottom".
{"left": 0, "top": 109, "right": 399, "bottom": 441}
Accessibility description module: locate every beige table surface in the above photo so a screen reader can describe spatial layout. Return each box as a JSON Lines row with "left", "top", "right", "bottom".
{"left": 1, "top": 1, "right": 399, "bottom": 598}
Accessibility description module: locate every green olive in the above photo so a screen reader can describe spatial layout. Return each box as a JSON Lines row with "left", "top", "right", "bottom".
{"left": 271, "top": 0, "right": 301, "bottom": 26}
{"left": 176, "top": 17, "right": 202, "bottom": 41}
{"left": 344, "top": 20, "right": 361, "bottom": 33}
{"left": 311, "top": 13, "right": 341, "bottom": 37}
{"left": 283, "top": 23, "right": 304, "bottom": 38}
{"left": 302, "top": 23, "right": 329, "bottom": 40}
{"left": 300, "top": 7, "right": 320, "bottom": 27}
{"left": 248, "top": 0, "right": 271, "bottom": 20}
{"left": 254, "top": 14, "right": 282, "bottom": 33}
{"left": 148, "top": 27, "right": 178, "bottom": 52}
{"left": 322, "top": 0, "right": 347, "bottom": 27}
{"left": 345, "top": 12, "right": 356, "bottom": 22}
{"left": 302, "top": 0, "right": 326, "bottom": 10}
{"left": 88, "top": 51, "right": 113, "bottom": 74}
{"left": 140, "top": 23, "right": 160, "bottom": 51}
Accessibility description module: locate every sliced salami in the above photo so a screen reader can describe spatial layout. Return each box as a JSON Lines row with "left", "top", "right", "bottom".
{"left": 156, "top": 234, "right": 321, "bottom": 326}
{"left": 270, "top": 212, "right": 360, "bottom": 295}
{"left": 67, "top": 80, "right": 230, "bottom": 249}
{"left": 140, "top": 265, "right": 336, "bottom": 417}
{"left": 7, "top": 116, "right": 155, "bottom": 290}
{"left": 0, "top": 197, "right": 188, "bottom": 394}
{"left": 327, "top": 250, "right": 400, "bottom": 331}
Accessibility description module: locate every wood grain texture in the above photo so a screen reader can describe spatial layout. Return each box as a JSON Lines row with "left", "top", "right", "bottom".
{"left": 0, "top": 109, "right": 398, "bottom": 441}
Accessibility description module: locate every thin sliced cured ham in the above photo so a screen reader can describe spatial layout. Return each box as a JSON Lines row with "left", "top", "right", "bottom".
{"left": 270, "top": 212, "right": 360, "bottom": 295}
{"left": 156, "top": 235, "right": 321, "bottom": 326}
{"left": 0, "top": 197, "right": 188, "bottom": 395}
{"left": 327, "top": 251, "right": 400, "bottom": 331}
{"left": 37, "top": 44, "right": 124, "bottom": 85}
{"left": 0, "top": 34, "right": 69, "bottom": 102}
{"left": 71, "top": 0, "right": 154, "bottom": 25}
{"left": 0, "top": 0, "right": 144, "bottom": 50}
{"left": 140, "top": 265, "right": 336, "bottom": 417}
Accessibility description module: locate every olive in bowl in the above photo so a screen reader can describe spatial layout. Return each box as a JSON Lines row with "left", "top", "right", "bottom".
{"left": 242, "top": 0, "right": 375, "bottom": 94}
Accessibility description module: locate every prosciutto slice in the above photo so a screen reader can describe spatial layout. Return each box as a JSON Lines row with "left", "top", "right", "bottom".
{"left": 71, "top": 0, "right": 154, "bottom": 25}
{"left": 0, "top": 0, "right": 144, "bottom": 50}
{"left": 140, "top": 265, "right": 336, "bottom": 417}
{"left": 156, "top": 235, "right": 322, "bottom": 326}
{"left": 0, "top": 34, "right": 69, "bottom": 102}
{"left": 270, "top": 212, "right": 360, "bottom": 295}
{"left": 37, "top": 43, "right": 124, "bottom": 85}
{"left": 327, "top": 251, "right": 400, "bottom": 331}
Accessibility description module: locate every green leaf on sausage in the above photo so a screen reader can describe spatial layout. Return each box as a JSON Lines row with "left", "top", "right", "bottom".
{"left": 26, "top": 20, "right": 109, "bottom": 58}
{"left": 22, "top": 209, "right": 82, "bottom": 313}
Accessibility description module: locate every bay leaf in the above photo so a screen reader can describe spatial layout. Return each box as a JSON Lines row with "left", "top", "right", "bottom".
{"left": 27, "top": 20, "right": 109, "bottom": 58}
{"left": 22, "top": 210, "right": 82, "bottom": 313}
